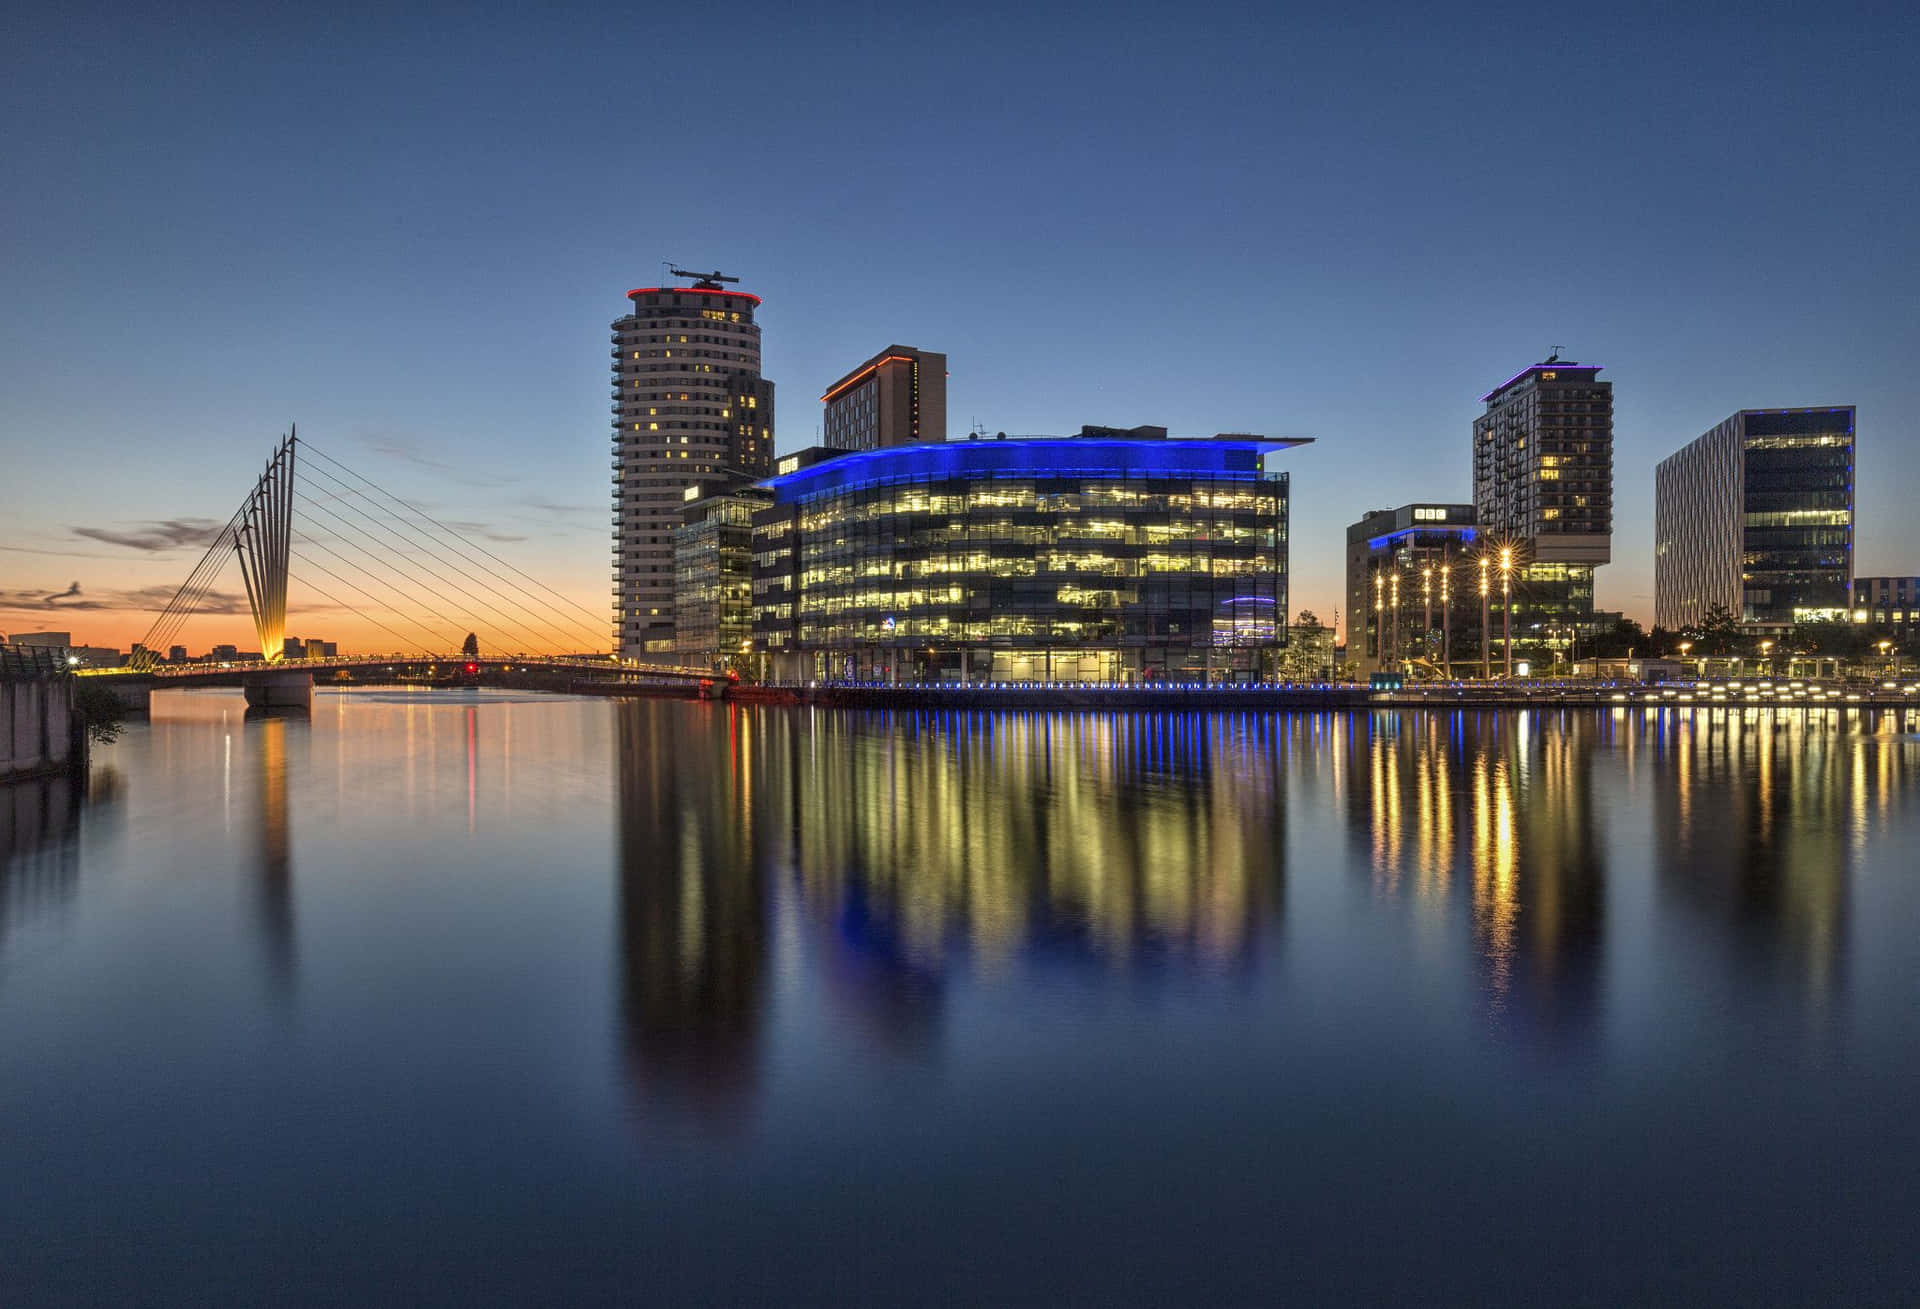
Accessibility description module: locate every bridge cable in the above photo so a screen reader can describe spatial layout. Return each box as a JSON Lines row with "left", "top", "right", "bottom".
{"left": 287, "top": 528, "right": 488, "bottom": 651}
{"left": 286, "top": 568, "right": 442, "bottom": 657}
{"left": 291, "top": 495, "right": 566, "bottom": 655}
{"left": 143, "top": 526, "right": 255, "bottom": 663}
{"left": 293, "top": 471, "right": 604, "bottom": 653}
{"left": 288, "top": 535, "right": 463, "bottom": 653}
{"left": 302, "top": 442, "right": 612, "bottom": 640}
{"left": 294, "top": 459, "right": 609, "bottom": 651}
{"left": 137, "top": 517, "right": 243, "bottom": 659}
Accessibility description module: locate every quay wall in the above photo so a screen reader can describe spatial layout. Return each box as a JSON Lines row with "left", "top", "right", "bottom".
{"left": 1, "top": 676, "right": 76, "bottom": 782}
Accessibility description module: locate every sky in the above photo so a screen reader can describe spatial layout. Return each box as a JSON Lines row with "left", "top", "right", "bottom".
{"left": 3, "top": 0, "right": 1917, "bottom": 652}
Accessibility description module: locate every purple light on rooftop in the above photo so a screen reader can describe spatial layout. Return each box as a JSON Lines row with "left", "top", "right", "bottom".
{"left": 1480, "top": 363, "right": 1603, "bottom": 403}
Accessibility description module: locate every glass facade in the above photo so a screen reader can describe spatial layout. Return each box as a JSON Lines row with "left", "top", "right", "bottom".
{"left": 753, "top": 436, "right": 1304, "bottom": 682}
{"left": 1655, "top": 407, "right": 1854, "bottom": 630}
{"left": 673, "top": 487, "right": 769, "bottom": 668}
{"left": 1740, "top": 409, "right": 1853, "bottom": 625}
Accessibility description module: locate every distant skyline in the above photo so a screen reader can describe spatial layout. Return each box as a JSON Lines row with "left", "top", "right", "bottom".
{"left": 4, "top": 1, "right": 1916, "bottom": 651}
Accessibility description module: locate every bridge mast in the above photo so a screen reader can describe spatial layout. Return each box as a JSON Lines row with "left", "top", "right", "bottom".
{"left": 234, "top": 430, "right": 296, "bottom": 661}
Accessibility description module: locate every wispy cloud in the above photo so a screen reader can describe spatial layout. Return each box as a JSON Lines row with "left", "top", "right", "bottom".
{"left": 0, "top": 582, "right": 251, "bottom": 614}
{"left": 69, "top": 518, "right": 224, "bottom": 552}
{"left": 518, "top": 497, "right": 598, "bottom": 516}
{"left": 442, "top": 519, "right": 529, "bottom": 544}
{"left": 348, "top": 433, "right": 513, "bottom": 489}
{"left": 0, "top": 582, "right": 91, "bottom": 610}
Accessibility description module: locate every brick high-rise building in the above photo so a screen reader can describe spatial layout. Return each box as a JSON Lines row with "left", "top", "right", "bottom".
{"left": 611, "top": 272, "right": 773, "bottom": 656}
{"left": 821, "top": 345, "right": 946, "bottom": 451}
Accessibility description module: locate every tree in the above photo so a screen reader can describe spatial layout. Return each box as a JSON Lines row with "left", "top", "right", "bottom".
{"left": 1689, "top": 603, "right": 1743, "bottom": 656}
{"left": 1294, "top": 609, "right": 1325, "bottom": 630}
{"left": 1646, "top": 625, "right": 1681, "bottom": 657}
{"left": 461, "top": 632, "right": 479, "bottom": 658}
{"left": 71, "top": 680, "right": 127, "bottom": 745}
{"left": 1587, "top": 616, "right": 1647, "bottom": 658}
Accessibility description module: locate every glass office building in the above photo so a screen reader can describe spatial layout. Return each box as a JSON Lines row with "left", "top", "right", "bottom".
{"left": 673, "top": 482, "right": 771, "bottom": 669}
{"left": 752, "top": 429, "right": 1311, "bottom": 683}
{"left": 1655, "top": 407, "right": 1854, "bottom": 630}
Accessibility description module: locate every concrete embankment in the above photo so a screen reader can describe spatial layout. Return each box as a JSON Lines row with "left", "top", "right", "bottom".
{"left": 2, "top": 654, "right": 80, "bottom": 783}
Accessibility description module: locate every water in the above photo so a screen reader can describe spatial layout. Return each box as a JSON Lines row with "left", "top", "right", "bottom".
{"left": 4, "top": 689, "right": 1918, "bottom": 1304}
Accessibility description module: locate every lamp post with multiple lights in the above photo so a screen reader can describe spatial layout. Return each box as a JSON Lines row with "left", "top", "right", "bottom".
{"left": 1478, "top": 553, "right": 1491, "bottom": 679}
{"left": 1441, "top": 555, "right": 1453, "bottom": 678}
{"left": 1373, "top": 570, "right": 1385, "bottom": 666}
{"left": 1499, "top": 545, "right": 1514, "bottom": 679}
{"left": 1389, "top": 570, "right": 1401, "bottom": 669}
{"left": 1421, "top": 566, "right": 1433, "bottom": 666}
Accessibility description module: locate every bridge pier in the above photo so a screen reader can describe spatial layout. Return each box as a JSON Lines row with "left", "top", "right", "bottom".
{"left": 108, "top": 681, "right": 152, "bottom": 714}
{"left": 243, "top": 672, "right": 313, "bottom": 711}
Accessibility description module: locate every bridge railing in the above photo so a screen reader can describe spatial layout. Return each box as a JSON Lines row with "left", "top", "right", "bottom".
{"left": 86, "top": 653, "right": 713, "bottom": 680}
{"left": 0, "top": 646, "right": 72, "bottom": 680}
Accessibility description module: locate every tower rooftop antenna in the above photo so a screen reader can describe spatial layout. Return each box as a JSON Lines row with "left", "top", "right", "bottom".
{"left": 668, "top": 266, "right": 741, "bottom": 290}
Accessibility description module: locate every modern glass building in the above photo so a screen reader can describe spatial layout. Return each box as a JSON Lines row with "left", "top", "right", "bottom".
{"left": 673, "top": 481, "right": 771, "bottom": 669}
{"left": 751, "top": 428, "right": 1310, "bottom": 683}
{"left": 1654, "top": 407, "right": 1854, "bottom": 631}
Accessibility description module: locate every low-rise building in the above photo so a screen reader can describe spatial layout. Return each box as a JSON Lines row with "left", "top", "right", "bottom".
{"left": 1852, "top": 576, "right": 1920, "bottom": 627}
{"left": 1344, "top": 503, "right": 1480, "bottom": 675}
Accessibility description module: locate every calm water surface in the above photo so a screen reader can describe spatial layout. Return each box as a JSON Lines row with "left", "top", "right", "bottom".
{"left": 3, "top": 689, "right": 1918, "bottom": 1303}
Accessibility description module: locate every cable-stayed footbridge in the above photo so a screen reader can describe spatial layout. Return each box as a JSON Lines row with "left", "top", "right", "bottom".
{"left": 90, "top": 431, "right": 710, "bottom": 706}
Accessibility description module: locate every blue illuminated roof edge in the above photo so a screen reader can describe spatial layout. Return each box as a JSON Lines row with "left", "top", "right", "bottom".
{"left": 760, "top": 436, "right": 1314, "bottom": 500}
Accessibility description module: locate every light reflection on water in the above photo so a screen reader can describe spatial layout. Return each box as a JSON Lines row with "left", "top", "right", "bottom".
{"left": 2, "top": 689, "right": 1917, "bottom": 1304}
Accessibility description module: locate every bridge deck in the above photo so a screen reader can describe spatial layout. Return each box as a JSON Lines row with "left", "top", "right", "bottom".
{"left": 85, "top": 655, "right": 713, "bottom": 682}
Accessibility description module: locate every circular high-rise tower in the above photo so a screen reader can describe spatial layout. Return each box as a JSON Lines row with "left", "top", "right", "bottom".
{"left": 611, "top": 275, "right": 774, "bottom": 657}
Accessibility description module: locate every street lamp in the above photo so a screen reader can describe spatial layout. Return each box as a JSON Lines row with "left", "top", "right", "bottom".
{"left": 1499, "top": 545, "right": 1514, "bottom": 679}
{"left": 1678, "top": 639, "right": 1694, "bottom": 674}
{"left": 1440, "top": 557, "right": 1453, "bottom": 679}
{"left": 1389, "top": 570, "right": 1401, "bottom": 669}
{"left": 1878, "top": 638, "right": 1893, "bottom": 675}
{"left": 1422, "top": 565, "right": 1433, "bottom": 665}
{"left": 1373, "top": 570, "right": 1384, "bottom": 663}
{"left": 1478, "top": 553, "right": 1491, "bottom": 680}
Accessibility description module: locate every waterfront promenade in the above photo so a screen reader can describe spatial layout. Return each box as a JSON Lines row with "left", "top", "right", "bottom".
{"left": 743, "top": 677, "right": 1920, "bottom": 714}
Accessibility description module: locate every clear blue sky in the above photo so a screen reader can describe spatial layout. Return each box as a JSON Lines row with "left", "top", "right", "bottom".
{"left": 4, "top": 0, "right": 1916, "bottom": 648}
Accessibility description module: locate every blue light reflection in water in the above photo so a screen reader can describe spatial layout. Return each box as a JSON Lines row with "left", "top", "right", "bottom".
{"left": 2, "top": 689, "right": 1917, "bottom": 1304}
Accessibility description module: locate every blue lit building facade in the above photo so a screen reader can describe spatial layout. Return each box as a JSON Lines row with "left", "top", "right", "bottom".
{"left": 752, "top": 429, "right": 1309, "bottom": 683}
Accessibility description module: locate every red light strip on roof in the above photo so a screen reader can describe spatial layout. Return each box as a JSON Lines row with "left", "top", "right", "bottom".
{"left": 819, "top": 355, "right": 918, "bottom": 403}
{"left": 626, "top": 286, "right": 763, "bottom": 306}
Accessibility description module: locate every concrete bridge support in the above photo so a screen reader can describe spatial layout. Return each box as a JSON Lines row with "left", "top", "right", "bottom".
{"left": 109, "top": 681, "right": 152, "bottom": 714}
{"left": 243, "top": 672, "right": 313, "bottom": 710}
{"left": 2, "top": 676, "right": 76, "bottom": 782}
